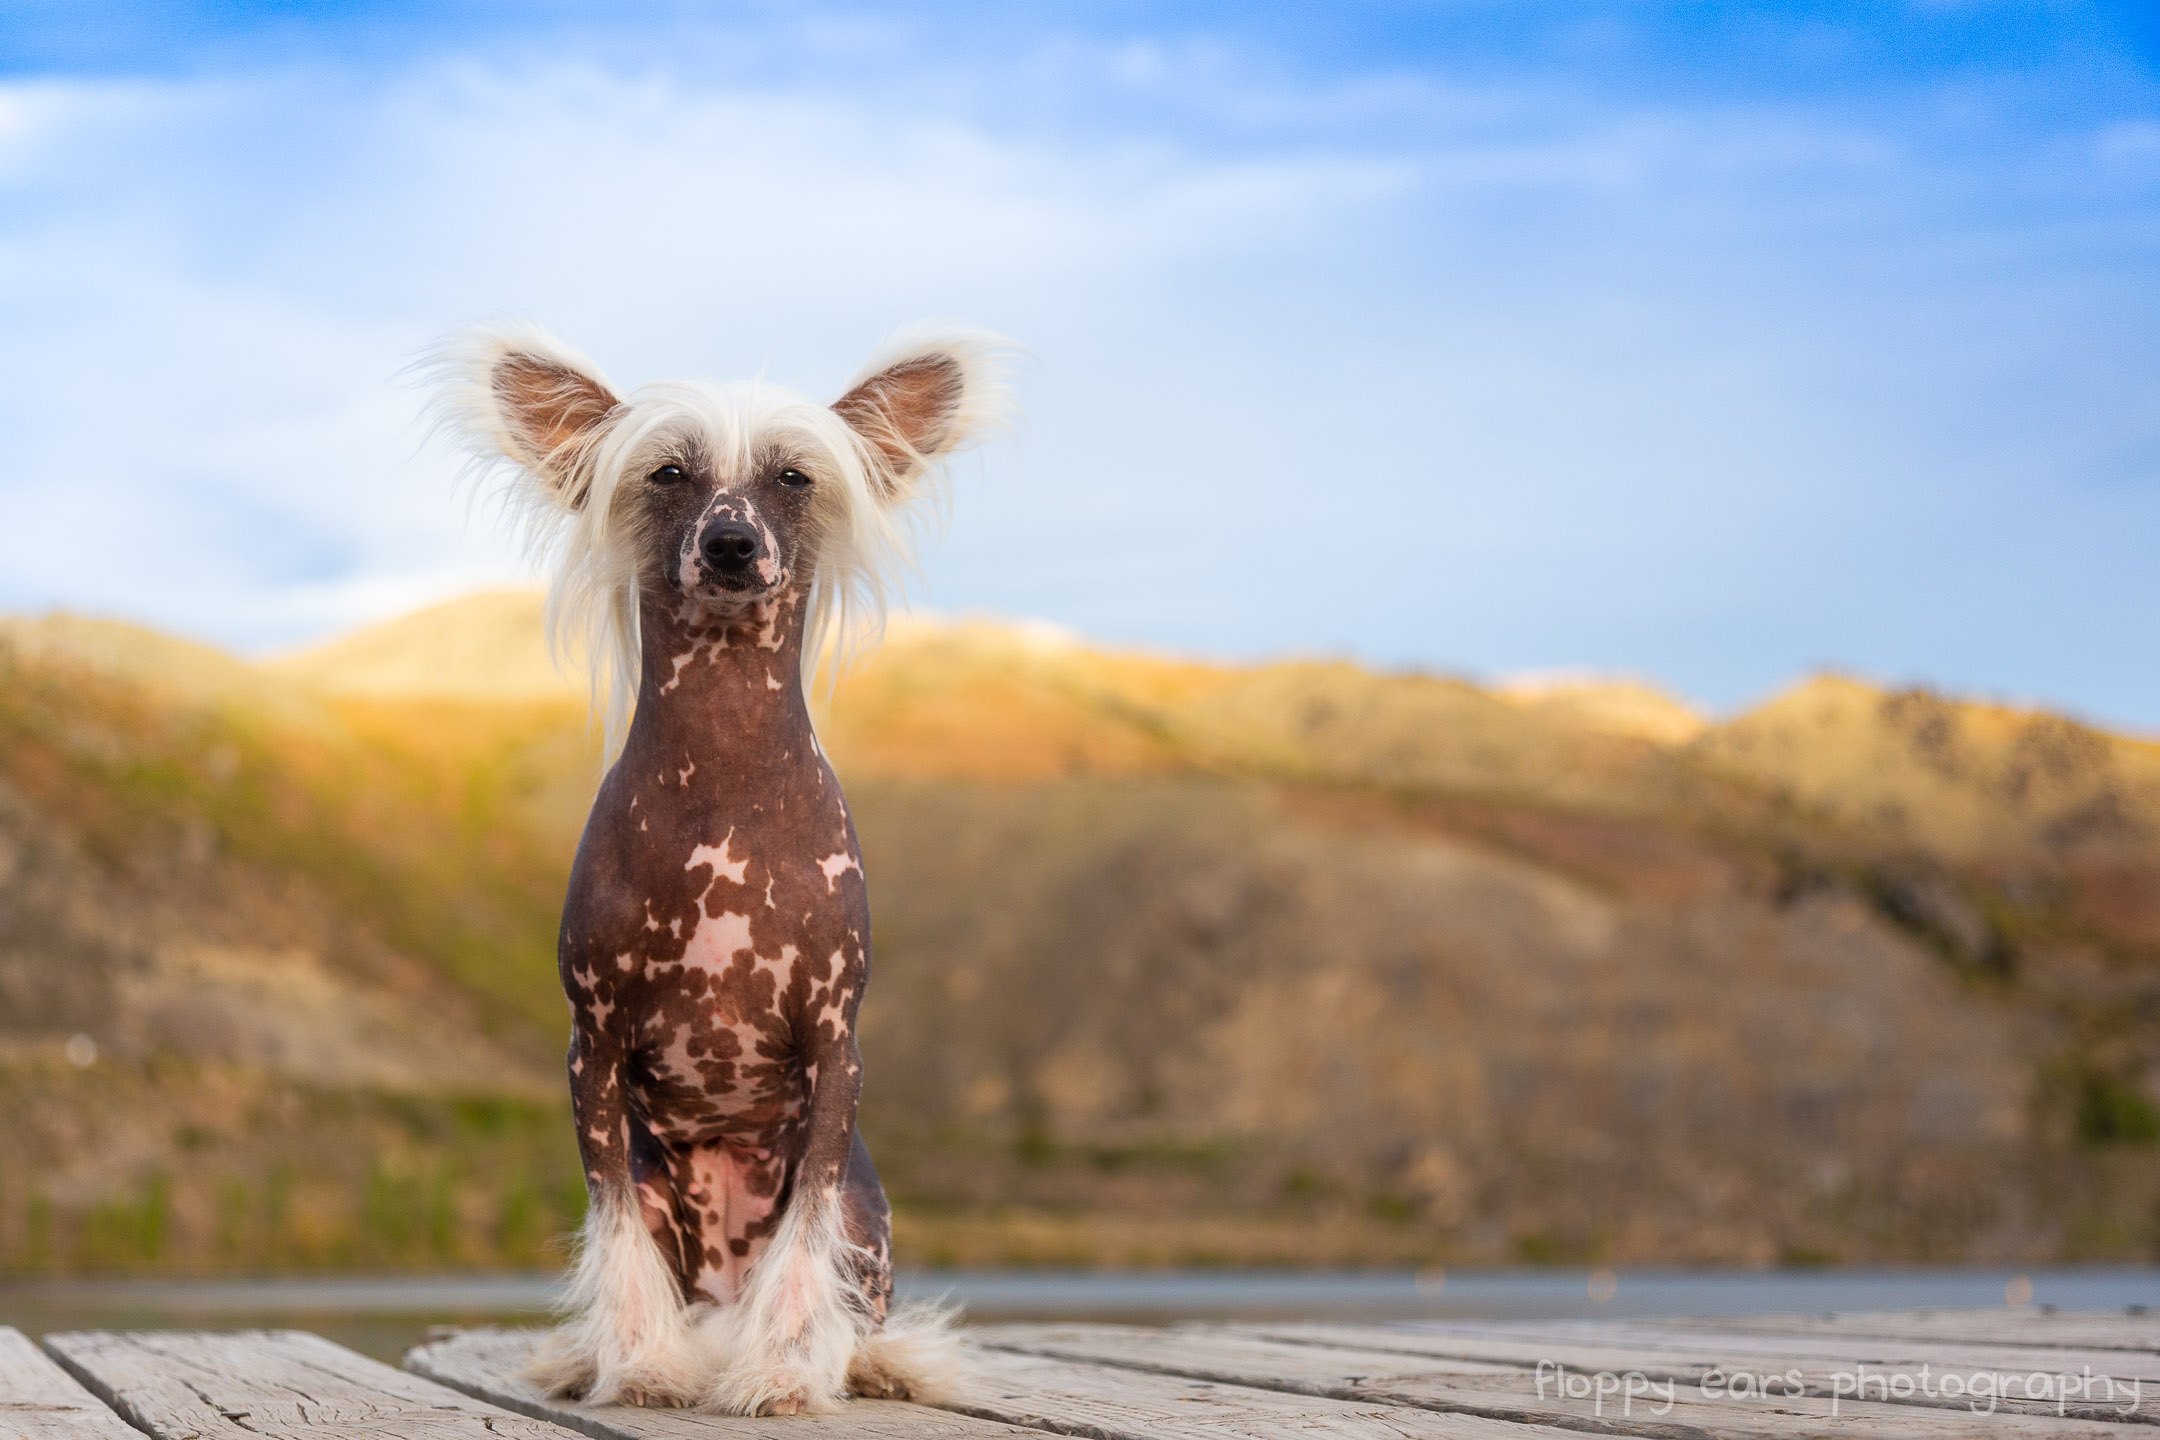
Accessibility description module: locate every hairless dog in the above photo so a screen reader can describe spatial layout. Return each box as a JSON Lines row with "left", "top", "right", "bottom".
{"left": 440, "top": 324, "right": 1007, "bottom": 1413}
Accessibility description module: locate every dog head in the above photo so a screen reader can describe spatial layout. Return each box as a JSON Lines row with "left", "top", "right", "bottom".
{"left": 438, "top": 323, "right": 1010, "bottom": 743}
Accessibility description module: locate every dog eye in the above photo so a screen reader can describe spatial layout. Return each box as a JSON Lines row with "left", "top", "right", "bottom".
{"left": 648, "top": 464, "right": 686, "bottom": 485}
{"left": 776, "top": 468, "right": 811, "bottom": 489}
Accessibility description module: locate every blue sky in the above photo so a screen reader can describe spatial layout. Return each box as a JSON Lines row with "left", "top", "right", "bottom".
{"left": 1, "top": 3, "right": 2155, "bottom": 724}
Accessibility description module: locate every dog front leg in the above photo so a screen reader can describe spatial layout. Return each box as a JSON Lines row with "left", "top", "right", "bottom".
{"left": 527, "top": 1024, "right": 709, "bottom": 1406}
{"left": 702, "top": 1034, "right": 872, "bottom": 1415}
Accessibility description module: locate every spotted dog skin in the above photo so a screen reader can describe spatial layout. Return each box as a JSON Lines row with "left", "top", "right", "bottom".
{"left": 452, "top": 328, "right": 1000, "bottom": 1413}
{"left": 563, "top": 576, "right": 893, "bottom": 1318}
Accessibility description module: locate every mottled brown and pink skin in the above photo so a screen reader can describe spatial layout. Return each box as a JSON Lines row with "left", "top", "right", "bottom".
{"left": 562, "top": 566, "right": 896, "bottom": 1325}
{"left": 448, "top": 326, "right": 996, "bottom": 1413}
{"left": 547, "top": 408, "right": 922, "bottom": 1359}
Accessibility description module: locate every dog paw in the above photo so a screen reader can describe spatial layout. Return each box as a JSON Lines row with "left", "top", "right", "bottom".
{"left": 848, "top": 1368, "right": 909, "bottom": 1400}
{"left": 756, "top": 1390, "right": 812, "bottom": 1416}
{"left": 524, "top": 1345, "right": 597, "bottom": 1400}
{"left": 614, "top": 1383, "right": 693, "bottom": 1409}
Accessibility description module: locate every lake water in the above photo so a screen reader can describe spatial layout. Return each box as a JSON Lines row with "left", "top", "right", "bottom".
{"left": 4, "top": 1267, "right": 2155, "bottom": 1363}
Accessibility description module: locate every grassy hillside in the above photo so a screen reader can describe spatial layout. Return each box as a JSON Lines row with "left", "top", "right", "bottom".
{"left": 2, "top": 595, "right": 2155, "bottom": 1273}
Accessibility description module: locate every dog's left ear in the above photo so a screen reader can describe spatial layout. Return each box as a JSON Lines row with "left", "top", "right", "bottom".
{"left": 833, "top": 328, "right": 1010, "bottom": 500}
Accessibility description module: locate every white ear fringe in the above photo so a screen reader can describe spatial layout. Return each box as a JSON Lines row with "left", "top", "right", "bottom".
{"left": 835, "top": 323, "right": 1017, "bottom": 465}
{"left": 804, "top": 323, "right": 1019, "bottom": 703}
{"left": 524, "top": 1192, "right": 708, "bottom": 1406}
{"left": 428, "top": 320, "right": 619, "bottom": 497}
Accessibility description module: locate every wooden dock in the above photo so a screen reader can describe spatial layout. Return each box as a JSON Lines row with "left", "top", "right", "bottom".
{"left": 8, "top": 1309, "right": 2160, "bottom": 1438}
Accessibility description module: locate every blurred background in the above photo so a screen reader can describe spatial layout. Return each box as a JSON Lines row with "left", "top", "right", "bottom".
{"left": 2, "top": 0, "right": 2157, "bottom": 1348}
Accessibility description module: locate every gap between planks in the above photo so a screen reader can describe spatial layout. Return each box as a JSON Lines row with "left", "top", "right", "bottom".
{"left": 0, "top": 1325, "right": 142, "bottom": 1440}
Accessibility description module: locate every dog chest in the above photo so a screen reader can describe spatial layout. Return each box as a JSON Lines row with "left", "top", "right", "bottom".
{"left": 563, "top": 787, "right": 871, "bottom": 1135}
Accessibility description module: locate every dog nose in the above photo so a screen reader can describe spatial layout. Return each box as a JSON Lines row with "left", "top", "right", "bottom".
{"left": 699, "top": 521, "right": 761, "bottom": 573}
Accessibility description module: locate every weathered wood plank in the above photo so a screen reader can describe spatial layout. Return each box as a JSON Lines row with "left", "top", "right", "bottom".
{"left": 406, "top": 1328, "right": 1042, "bottom": 1439}
{"left": 42, "top": 1328, "right": 579, "bottom": 1440}
{"left": 958, "top": 1346, "right": 1606, "bottom": 1440}
{"left": 0, "top": 1326, "right": 142, "bottom": 1440}
{"left": 1243, "top": 1324, "right": 2160, "bottom": 1426}
{"left": 1645, "top": 1314, "right": 2160, "bottom": 1356}
{"left": 1393, "top": 1321, "right": 2160, "bottom": 1386}
{"left": 978, "top": 1321, "right": 2159, "bottom": 1440}
{"left": 410, "top": 1326, "right": 1588, "bottom": 1440}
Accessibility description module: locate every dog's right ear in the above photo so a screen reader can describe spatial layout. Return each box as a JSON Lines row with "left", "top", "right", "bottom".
{"left": 439, "top": 325, "right": 621, "bottom": 512}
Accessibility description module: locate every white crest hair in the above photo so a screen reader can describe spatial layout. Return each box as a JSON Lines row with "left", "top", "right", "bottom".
{"left": 431, "top": 321, "right": 1012, "bottom": 756}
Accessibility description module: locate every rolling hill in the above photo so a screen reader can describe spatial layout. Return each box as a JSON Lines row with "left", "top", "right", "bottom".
{"left": 1, "top": 595, "right": 2155, "bottom": 1273}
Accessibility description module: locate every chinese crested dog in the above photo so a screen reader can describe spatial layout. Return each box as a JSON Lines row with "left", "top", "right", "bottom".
{"left": 437, "top": 323, "right": 1008, "bottom": 1413}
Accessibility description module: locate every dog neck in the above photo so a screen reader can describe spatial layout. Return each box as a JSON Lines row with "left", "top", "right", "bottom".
{"left": 624, "top": 584, "right": 812, "bottom": 758}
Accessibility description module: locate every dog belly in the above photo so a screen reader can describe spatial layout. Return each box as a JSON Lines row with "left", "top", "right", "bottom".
{"left": 668, "top": 1138, "right": 787, "bottom": 1304}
